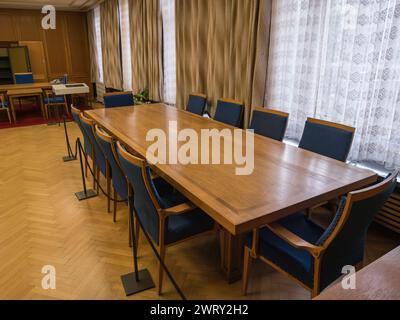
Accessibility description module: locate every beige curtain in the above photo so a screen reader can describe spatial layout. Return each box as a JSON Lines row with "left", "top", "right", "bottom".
{"left": 176, "top": 0, "right": 271, "bottom": 127}
{"left": 101, "top": 0, "right": 123, "bottom": 89}
{"left": 129, "top": 0, "right": 162, "bottom": 101}
{"left": 87, "top": 10, "right": 99, "bottom": 83}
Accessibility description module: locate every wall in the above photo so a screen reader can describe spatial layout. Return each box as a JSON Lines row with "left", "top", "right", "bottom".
{"left": 0, "top": 9, "right": 91, "bottom": 87}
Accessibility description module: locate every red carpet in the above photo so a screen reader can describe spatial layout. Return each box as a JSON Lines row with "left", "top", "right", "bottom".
{"left": 0, "top": 102, "right": 91, "bottom": 129}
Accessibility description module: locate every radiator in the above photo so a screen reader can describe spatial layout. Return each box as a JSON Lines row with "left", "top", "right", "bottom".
{"left": 375, "top": 187, "right": 400, "bottom": 234}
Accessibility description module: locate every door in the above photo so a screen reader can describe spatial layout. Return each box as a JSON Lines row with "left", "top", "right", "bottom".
{"left": 8, "top": 46, "right": 30, "bottom": 77}
{"left": 19, "top": 41, "right": 48, "bottom": 82}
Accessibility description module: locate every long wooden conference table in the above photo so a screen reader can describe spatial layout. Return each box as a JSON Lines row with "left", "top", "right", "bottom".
{"left": 85, "top": 104, "right": 377, "bottom": 283}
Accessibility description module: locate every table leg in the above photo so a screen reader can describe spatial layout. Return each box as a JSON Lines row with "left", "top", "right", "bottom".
{"left": 38, "top": 94, "right": 45, "bottom": 120}
{"left": 9, "top": 97, "right": 16, "bottom": 123}
{"left": 219, "top": 228, "right": 243, "bottom": 283}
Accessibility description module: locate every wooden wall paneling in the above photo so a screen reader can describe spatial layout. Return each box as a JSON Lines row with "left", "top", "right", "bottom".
{"left": 0, "top": 13, "right": 17, "bottom": 40}
{"left": 14, "top": 14, "right": 42, "bottom": 41}
{"left": 42, "top": 13, "right": 70, "bottom": 80}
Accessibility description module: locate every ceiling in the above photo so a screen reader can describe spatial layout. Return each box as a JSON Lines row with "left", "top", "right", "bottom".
{"left": 0, "top": 0, "right": 102, "bottom": 11}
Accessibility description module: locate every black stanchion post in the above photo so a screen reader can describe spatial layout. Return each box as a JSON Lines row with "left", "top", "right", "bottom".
{"left": 75, "top": 138, "right": 97, "bottom": 201}
{"left": 121, "top": 195, "right": 155, "bottom": 296}
{"left": 62, "top": 115, "right": 77, "bottom": 162}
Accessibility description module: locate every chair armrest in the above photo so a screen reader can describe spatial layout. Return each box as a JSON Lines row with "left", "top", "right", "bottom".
{"left": 266, "top": 223, "right": 324, "bottom": 258}
{"left": 161, "top": 202, "right": 197, "bottom": 216}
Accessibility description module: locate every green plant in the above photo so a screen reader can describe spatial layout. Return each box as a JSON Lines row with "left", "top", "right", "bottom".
{"left": 134, "top": 87, "right": 150, "bottom": 104}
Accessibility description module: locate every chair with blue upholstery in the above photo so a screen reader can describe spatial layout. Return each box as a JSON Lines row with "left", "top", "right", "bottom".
{"left": 43, "top": 89, "right": 69, "bottom": 122}
{"left": 214, "top": 98, "right": 244, "bottom": 127}
{"left": 71, "top": 106, "right": 94, "bottom": 179}
{"left": 14, "top": 72, "right": 34, "bottom": 84}
{"left": 249, "top": 107, "right": 289, "bottom": 141}
{"left": 103, "top": 91, "right": 135, "bottom": 108}
{"left": 95, "top": 125, "right": 129, "bottom": 222}
{"left": 79, "top": 113, "right": 111, "bottom": 212}
{"left": 243, "top": 170, "right": 398, "bottom": 298}
{"left": 186, "top": 93, "right": 207, "bottom": 115}
{"left": 116, "top": 141, "right": 215, "bottom": 295}
{"left": 0, "top": 93, "right": 12, "bottom": 124}
{"left": 299, "top": 118, "right": 355, "bottom": 162}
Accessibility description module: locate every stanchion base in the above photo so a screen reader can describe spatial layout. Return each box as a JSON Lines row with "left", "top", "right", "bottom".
{"left": 75, "top": 189, "right": 97, "bottom": 201}
{"left": 63, "top": 155, "right": 77, "bottom": 162}
{"left": 121, "top": 269, "right": 155, "bottom": 296}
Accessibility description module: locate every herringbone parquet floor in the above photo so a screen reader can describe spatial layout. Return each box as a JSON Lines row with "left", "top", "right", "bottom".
{"left": 0, "top": 122, "right": 399, "bottom": 300}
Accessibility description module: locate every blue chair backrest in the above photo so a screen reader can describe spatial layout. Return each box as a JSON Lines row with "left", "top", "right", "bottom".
{"left": 71, "top": 108, "right": 93, "bottom": 157}
{"left": 214, "top": 99, "right": 244, "bottom": 127}
{"left": 187, "top": 94, "right": 206, "bottom": 115}
{"left": 299, "top": 119, "right": 355, "bottom": 162}
{"left": 95, "top": 132, "right": 128, "bottom": 200}
{"left": 104, "top": 92, "right": 134, "bottom": 108}
{"left": 117, "top": 147, "right": 164, "bottom": 244}
{"left": 316, "top": 172, "right": 397, "bottom": 290}
{"left": 15, "top": 73, "right": 34, "bottom": 84}
{"left": 80, "top": 116, "right": 107, "bottom": 176}
{"left": 249, "top": 108, "right": 288, "bottom": 141}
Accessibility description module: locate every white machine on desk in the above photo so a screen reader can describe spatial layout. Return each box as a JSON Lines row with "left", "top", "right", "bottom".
{"left": 52, "top": 83, "right": 90, "bottom": 95}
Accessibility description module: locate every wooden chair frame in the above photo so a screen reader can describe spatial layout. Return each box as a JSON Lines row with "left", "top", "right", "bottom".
{"left": 43, "top": 89, "right": 69, "bottom": 120}
{"left": 79, "top": 112, "right": 111, "bottom": 212}
{"left": 243, "top": 170, "right": 399, "bottom": 298}
{"left": 0, "top": 93, "right": 12, "bottom": 124}
{"left": 117, "top": 141, "right": 216, "bottom": 295}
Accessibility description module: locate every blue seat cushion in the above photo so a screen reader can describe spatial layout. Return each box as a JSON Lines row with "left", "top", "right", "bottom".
{"left": 165, "top": 207, "right": 214, "bottom": 245}
{"left": 245, "top": 212, "right": 325, "bottom": 288}
{"left": 0, "top": 101, "right": 8, "bottom": 107}
{"left": 44, "top": 96, "right": 66, "bottom": 104}
{"left": 299, "top": 122, "right": 354, "bottom": 162}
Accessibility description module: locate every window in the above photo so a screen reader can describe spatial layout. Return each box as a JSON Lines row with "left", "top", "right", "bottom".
{"left": 94, "top": 5, "right": 104, "bottom": 83}
{"left": 119, "top": 0, "right": 132, "bottom": 91}
{"left": 266, "top": 0, "right": 400, "bottom": 169}
{"left": 160, "top": 0, "right": 176, "bottom": 105}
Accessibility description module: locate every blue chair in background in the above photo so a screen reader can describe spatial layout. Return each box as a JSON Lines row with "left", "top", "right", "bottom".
{"left": 14, "top": 72, "right": 34, "bottom": 84}
{"left": 103, "top": 91, "right": 135, "bottom": 108}
{"left": 186, "top": 93, "right": 207, "bottom": 116}
{"left": 214, "top": 98, "right": 244, "bottom": 127}
{"left": 43, "top": 89, "right": 69, "bottom": 121}
{"left": 249, "top": 107, "right": 289, "bottom": 141}
{"left": 80, "top": 113, "right": 111, "bottom": 212}
{"left": 243, "top": 171, "right": 398, "bottom": 298}
{"left": 0, "top": 93, "right": 11, "bottom": 123}
{"left": 116, "top": 141, "right": 215, "bottom": 295}
{"left": 299, "top": 118, "right": 355, "bottom": 162}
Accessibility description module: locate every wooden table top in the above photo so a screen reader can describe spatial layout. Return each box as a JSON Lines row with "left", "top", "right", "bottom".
{"left": 7, "top": 88, "right": 43, "bottom": 96}
{"left": 0, "top": 82, "right": 51, "bottom": 93}
{"left": 316, "top": 246, "right": 400, "bottom": 300}
{"left": 85, "top": 104, "right": 377, "bottom": 235}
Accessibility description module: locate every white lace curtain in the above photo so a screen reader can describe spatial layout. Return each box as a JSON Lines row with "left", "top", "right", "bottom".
{"left": 266, "top": 0, "right": 400, "bottom": 169}
{"left": 160, "top": 0, "right": 177, "bottom": 105}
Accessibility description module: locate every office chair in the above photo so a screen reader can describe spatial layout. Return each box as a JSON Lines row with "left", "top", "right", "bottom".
{"left": 214, "top": 98, "right": 244, "bottom": 127}
{"left": 103, "top": 92, "right": 135, "bottom": 108}
{"left": 249, "top": 107, "right": 289, "bottom": 141}
{"left": 186, "top": 93, "right": 207, "bottom": 116}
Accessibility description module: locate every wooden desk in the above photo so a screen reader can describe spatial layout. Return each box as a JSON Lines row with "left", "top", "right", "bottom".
{"left": 316, "top": 246, "right": 400, "bottom": 300}
{"left": 0, "top": 82, "right": 51, "bottom": 93}
{"left": 85, "top": 104, "right": 377, "bottom": 282}
{"left": 7, "top": 88, "right": 44, "bottom": 123}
